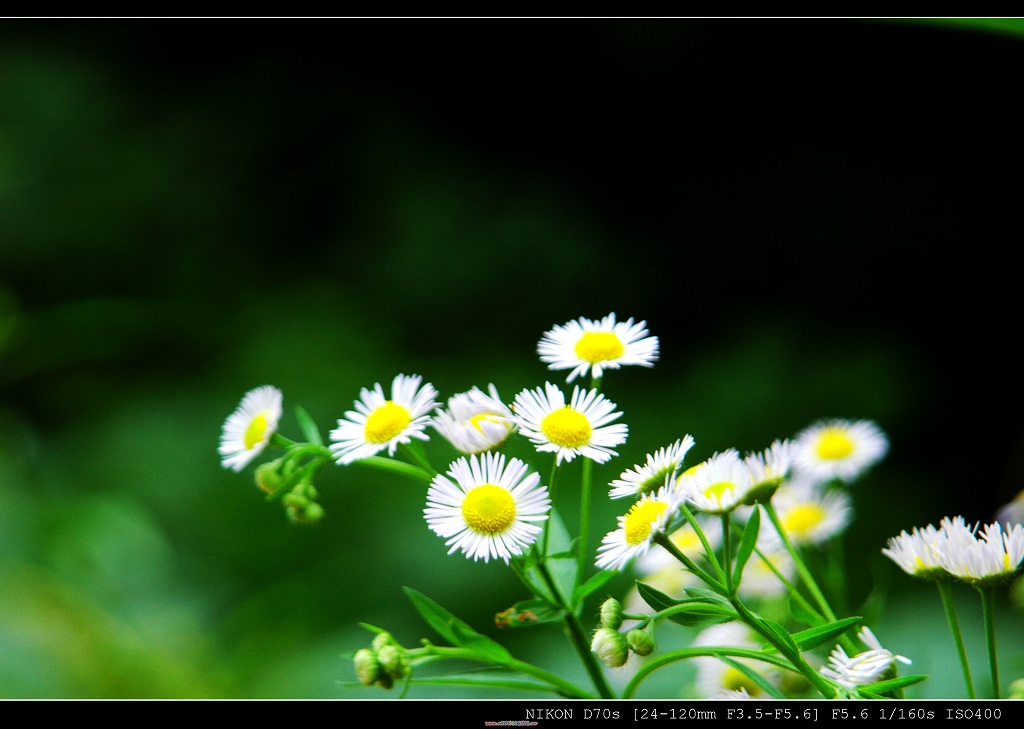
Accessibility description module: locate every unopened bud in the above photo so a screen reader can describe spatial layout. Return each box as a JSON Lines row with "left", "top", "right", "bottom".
{"left": 591, "top": 627, "right": 629, "bottom": 668}
{"left": 354, "top": 648, "right": 381, "bottom": 686}
{"left": 600, "top": 597, "right": 623, "bottom": 630}
{"left": 377, "top": 644, "right": 410, "bottom": 680}
{"left": 372, "top": 632, "right": 396, "bottom": 652}
{"left": 626, "top": 627, "right": 656, "bottom": 656}
{"left": 255, "top": 461, "right": 284, "bottom": 494}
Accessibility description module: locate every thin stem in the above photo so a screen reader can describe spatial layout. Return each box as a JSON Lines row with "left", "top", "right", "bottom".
{"left": 541, "top": 459, "right": 560, "bottom": 557}
{"left": 349, "top": 455, "right": 434, "bottom": 483}
{"left": 399, "top": 442, "right": 436, "bottom": 477}
{"left": 762, "top": 501, "right": 854, "bottom": 653}
{"left": 721, "top": 513, "right": 734, "bottom": 596}
{"left": 535, "top": 560, "right": 615, "bottom": 698}
{"left": 578, "top": 456, "right": 593, "bottom": 583}
{"left": 936, "top": 579, "right": 975, "bottom": 698}
{"left": 654, "top": 533, "right": 725, "bottom": 593}
{"left": 979, "top": 585, "right": 1000, "bottom": 698}
{"left": 621, "top": 646, "right": 796, "bottom": 699}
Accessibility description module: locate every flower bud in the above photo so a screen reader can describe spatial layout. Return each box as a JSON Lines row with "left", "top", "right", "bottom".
{"left": 591, "top": 627, "right": 629, "bottom": 668}
{"left": 599, "top": 597, "right": 623, "bottom": 630}
{"left": 377, "top": 644, "right": 410, "bottom": 680}
{"left": 254, "top": 460, "right": 285, "bottom": 494}
{"left": 287, "top": 500, "right": 324, "bottom": 524}
{"left": 626, "top": 627, "right": 656, "bottom": 656}
{"left": 354, "top": 648, "right": 381, "bottom": 686}
{"left": 372, "top": 632, "right": 396, "bottom": 652}
{"left": 1009, "top": 678, "right": 1024, "bottom": 700}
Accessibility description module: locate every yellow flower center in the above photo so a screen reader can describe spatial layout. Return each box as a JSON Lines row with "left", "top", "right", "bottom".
{"left": 815, "top": 429, "right": 854, "bottom": 460}
{"left": 468, "top": 411, "right": 509, "bottom": 433}
{"left": 624, "top": 499, "right": 669, "bottom": 546}
{"left": 703, "top": 481, "right": 735, "bottom": 501}
{"left": 244, "top": 412, "right": 270, "bottom": 450}
{"left": 461, "top": 484, "right": 516, "bottom": 535}
{"left": 540, "top": 407, "right": 592, "bottom": 448}
{"left": 783, "top": 503, "right": 827, "bottom": 536}
{"left": 669, "top": 526, "right": 700, "bottom": 554}
{"left": 574, "top": 331, "right": 626, "bottom": 363}
{"left": 721, "top": 666, "right": 762, "bottom": 696}
{"left": 364, "top": 401, "right": 412, "bottom": 444}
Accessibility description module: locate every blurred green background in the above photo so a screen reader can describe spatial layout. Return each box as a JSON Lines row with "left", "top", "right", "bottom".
{"left": 1, "top": 18, "right": 1023, "bottom": 699}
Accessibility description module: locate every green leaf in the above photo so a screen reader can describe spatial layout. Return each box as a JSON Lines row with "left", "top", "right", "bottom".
{"left": 718, "top": 656, "right": 787, "bottom": 699}
{"left": 636, "top": 582, "right": 736, "bottom": 628}
{"left": 572, "top": 568, "right": 618, "bottom": 605}
{"left": 684, "top": 586, "right": 733, "bottom": 607}
{"left": 525, "top": 508, "right": 577, "bottom": 606}
{"left": 756, "top": 616, "right": 801, "bottom": 657}
{"left": 402, "top": 587, "right": 512, "bottom": 664}
{"left": 732, "top": 506, "right": 760, "bottom": 587}
{"left": 294, "top": 405, "right": 323, "bottom": 445}
{"left": 790, "top": 616, "right": 862, "bottom": 652}
{"left": 857, "top": 674, "right": 929, "bottom": 697}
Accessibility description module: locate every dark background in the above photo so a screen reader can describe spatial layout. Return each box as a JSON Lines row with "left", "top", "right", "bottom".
{"left": 1, "top": 18, "right": 1022, "bottom": 698}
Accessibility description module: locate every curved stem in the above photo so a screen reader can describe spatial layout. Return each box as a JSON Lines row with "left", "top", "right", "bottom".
{"left": 349, "top": 455, "right": 434, "bottom": 483}
{"left": 936, "top": 579, "right": 975, "bottom": 698}
{"left": 654, "top": 533, "right": 725, "bottom": 593}
{"left": 721, "top": 513, "right": 734, "bottom": 596}
{"left": 622, "top": 646, "right": 795, "bottom": 698}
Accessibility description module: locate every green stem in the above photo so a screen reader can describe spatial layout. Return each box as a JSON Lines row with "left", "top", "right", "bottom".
{"left": 936, "top": 579, "right": 975, "bottom": 698}
{"left": 654, "top": 533, "right": 725, "bottom": 593}
{"left": 731, "top": 595, "right": 835, "bottom": 698}
{"left": 541, "top": 460, "right": 560, "bottom": 557}
{"left": 349, "top": 455, "right": 434, "bottom": 483}
{"left": 621, "top": 646, "right": 796, "bottom": 699}
{"left": 722, "top": 513, "right": 734, "bottom": 596}
{"left": 578, "top": 456, "right": 593, "bottom": 583}
{"left": 762, "top": 502, "right": 853, "bottom": 653}
{"left": 677, "top": 501, "right": 726, "bottom": 584}
{"left": 535, "top": 560, "right": 615, "bottom": 698}
{"left": 415, "top": 646, "right": 595, "bottom": 699}
{"left": 979, "top": 585, "right": 1000, "bottom": 698}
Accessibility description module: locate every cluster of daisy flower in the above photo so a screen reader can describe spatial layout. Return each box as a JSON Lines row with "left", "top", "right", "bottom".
{"left": 217, "top": 312, "right": 1015, "bottom": 700}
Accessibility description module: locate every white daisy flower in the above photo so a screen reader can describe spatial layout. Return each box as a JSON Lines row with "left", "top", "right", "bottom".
{"left": 431, "top": 384, "right": 515, "bottom": 455}
{"left": 537, "top": 313, "right": 659, "bottom": 383}
{"left": 744, "top": 439, "right": 792, "bottom": 498}
{"left": 936, "top": 518, "right": 1024, "bottom": 585}
{"left": 511, "top": 382, "right": 627, "bottom": 465}
{"left": 329, "top": 374, "right": 439, "bottom": 465}
{"left": 692, "top": 622, "right": 778, "bottom": 699}
{"left": 424, "top": 451, "right": 550, "bottom": 563}
{"left": 678, "top": 449, "right": 754, "bottom": 515}
{"left": 714, "top": 687, "right": 757, "bottom": 700}
{"left": 219, "top": 385, "right": 283, "bottom": 472}
{"left": 820, "top": 626, "right": 912, "bottom": 689}
{"left": 772, "top": 477, "right": 852, "bottom": 546}
{"left": 881, "top": 521, "right": 951, "bottom": 579}
{"left": 791, "top": 418, "right": 888, "bottom": 484}
{"left": 609, "top": 436, "right": 696, "bottom": 500}
{"left": 595, "top": 485, "right": 683, "bottom": 571}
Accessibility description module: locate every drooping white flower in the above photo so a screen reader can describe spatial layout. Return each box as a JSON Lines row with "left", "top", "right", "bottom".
{"left": 219, "top": 385, "right": 283, "bottom": 472}
{"left": 819, "top": 626, "right": 912, "bottom": 689}
{"left": 609, "top": 436, "right": 696, "bottom": 500}
{"left": 431, "top": 384, "right": 515, "bottom": 454}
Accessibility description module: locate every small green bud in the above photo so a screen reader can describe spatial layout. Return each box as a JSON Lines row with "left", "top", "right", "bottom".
{"left": 255, "top": 461, "right": 285, "bottom": 494}
{"left": 282, "top": 492, "right": 308, "bottom": 509}
{"left": 287, "top": 500, "right": 324, "bottom": 524}
{"left": 354, "top": 648, "right": 381, "bottom": 686}
{"left": 372, "top": 632, "right": 396, "bottom": 652}
{"left": 599, "top": 597, "right": 623, "bottom": 630}
{"left": 626, "top": 627, "right": 656, "bottom": 656}
{"left": 590, "top": 627, "right": 629, "bottom": 668}
{"left": 377, "top": 644, "right": 410, "bottom": 680}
